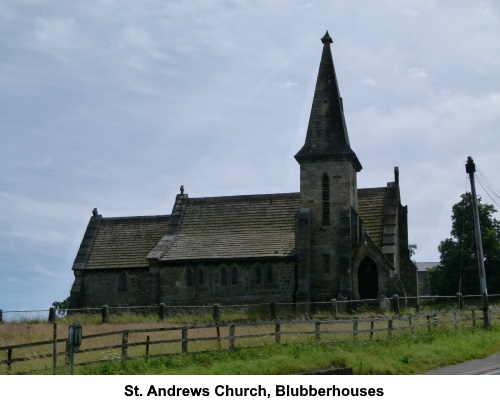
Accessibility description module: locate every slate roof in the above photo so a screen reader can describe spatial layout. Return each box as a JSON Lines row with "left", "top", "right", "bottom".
{"left": 357, "top": 187, "right": 387, "bottom": 247}
{"left": 159, "top": 193, "right": 300, "bottom": 261}
{"left": 73, "top": 187, "right": 395, "bottom": 269}
{"left": 416, "top": 262, "right": 439, "bottom": 272}
{"left": 74, "top": 215, "right": 170, "bottom": 270}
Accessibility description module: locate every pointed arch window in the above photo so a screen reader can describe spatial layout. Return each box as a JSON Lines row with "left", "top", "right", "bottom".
{"left": 186, "top": 268, "right": 193, "bottom": 286}
{"left": 231, "top": 267, "right": 238, "bottom": 285}
{"left": 323, "top": 254, "right": 330, "bottom": 273}
{"left": 322, "top": 174, "right": 330, "bottom": 225}
{"left": 221, "top": 267, "right": 227, "bottom": 286}
{"left": 118, "top": 273, "right": 128, "bottom": 292}
{"left": 255, "top": 266, "right": 262, "bottom": 284}
{"left": 266, "top": 266, "right": 273, "bottom": 284}
{"left": 197, "top": 268, "right": 204, "bottom": 286}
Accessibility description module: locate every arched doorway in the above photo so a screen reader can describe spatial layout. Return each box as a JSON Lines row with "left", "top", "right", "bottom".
{"left": 358, "top": 257, "right": 378, "bottom": 299}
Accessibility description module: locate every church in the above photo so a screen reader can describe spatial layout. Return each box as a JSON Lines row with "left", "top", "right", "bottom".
{"left": 69, "top": 32, "right": 417, "bottom": 310}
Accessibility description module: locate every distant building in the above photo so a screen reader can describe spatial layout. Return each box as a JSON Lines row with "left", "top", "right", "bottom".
{"left": 416, "top": 262, "right": 439, "bottom": 296}
{"left": 70, "top": 32, "right": 417, "bottom": 310}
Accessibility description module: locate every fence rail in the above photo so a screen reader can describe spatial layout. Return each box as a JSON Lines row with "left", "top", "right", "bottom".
{"left": 2, "top": 293, "right": 499, "bottom": 323}
{"left": 1, "top": 307, "right": 499, "bottom": 374}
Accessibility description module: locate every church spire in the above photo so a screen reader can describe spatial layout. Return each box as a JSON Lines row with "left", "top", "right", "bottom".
{"left": 295, "top": 31, "right": 362, "bottom": 172}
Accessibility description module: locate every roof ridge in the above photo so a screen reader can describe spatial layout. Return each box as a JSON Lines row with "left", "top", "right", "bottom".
{"left": 188, "top": 192, "right": 300, "bottom": 202}
{"left": 101, "top": 214, "right": 171, "bottom": 220}
{"left": 358, "top": 187, "right": 387, "bottom": 192}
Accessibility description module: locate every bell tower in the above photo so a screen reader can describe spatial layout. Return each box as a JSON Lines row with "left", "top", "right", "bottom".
{"left": 295, "top": 31, "right": 362, "bottom": 302}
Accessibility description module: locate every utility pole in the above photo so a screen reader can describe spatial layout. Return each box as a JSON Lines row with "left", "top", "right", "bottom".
{"left": 465, "top": 156, "right": 490, "bottom": 328}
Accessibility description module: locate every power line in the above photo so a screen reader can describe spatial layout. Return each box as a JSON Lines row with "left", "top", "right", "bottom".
{"left": 476, "top": 172, "right": 500, "bottom": 201}
{"left": 476, "top": 175, "right": 500, "bottom": 210}
{"left": 474, "top": 166, "right": 500, "bottom": 211}
{"left": 476, "top": 166, "right": 500, "bottom": 200}
{"left": 476, "top": 166, "right": 500, "bottom": 193}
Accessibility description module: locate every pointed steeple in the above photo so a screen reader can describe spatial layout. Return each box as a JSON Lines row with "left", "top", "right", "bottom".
{"left": 295, "top": 31, "right": 362, "bottom": 172}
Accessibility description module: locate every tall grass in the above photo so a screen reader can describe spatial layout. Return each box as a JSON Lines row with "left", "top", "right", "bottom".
{"left": 2, "top": 312, "right": 499, "bottom": 375}
{"left": 75, "top": 325, "right": 500, "bottom": 375}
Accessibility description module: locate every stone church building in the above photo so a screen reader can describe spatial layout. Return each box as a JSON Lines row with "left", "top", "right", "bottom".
{"left": 70, "top": 32, "right": 417, "bottom": 310}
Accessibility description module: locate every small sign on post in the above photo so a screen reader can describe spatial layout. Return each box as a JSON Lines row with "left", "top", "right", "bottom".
{"left": 67, "top": 321, "right": 83, "bottom": 374}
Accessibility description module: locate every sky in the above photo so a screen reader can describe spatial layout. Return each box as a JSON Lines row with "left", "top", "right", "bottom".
{"left": 1, "top": 0, "right": 500, "bottom": 317}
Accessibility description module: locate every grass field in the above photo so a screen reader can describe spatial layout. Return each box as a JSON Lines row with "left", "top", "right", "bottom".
{"left": 1, "top": 309, "right": 499, "bottom": 375}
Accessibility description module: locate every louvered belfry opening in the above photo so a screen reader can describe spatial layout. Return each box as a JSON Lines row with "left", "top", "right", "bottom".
{"left": 322, "top": 174, "right": 330, "bottom": 225}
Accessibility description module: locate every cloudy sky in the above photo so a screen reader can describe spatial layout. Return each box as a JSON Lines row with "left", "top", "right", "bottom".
{"left": 1, "top": 0, "right": 499, "bottom": 317}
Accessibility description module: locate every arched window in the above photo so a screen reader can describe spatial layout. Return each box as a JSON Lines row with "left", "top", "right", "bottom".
{"left": 323, "top": 254, "right": 330, "bottom": 273}
{"left": 358, "top": 257, "right": 378, "bottom": 299}
{"left": 186, "top": 268, "right": 193, "bottom": 286}
{"left": 118, "top": 273, "right": 128, "bottom": 292}
{"left": 221, "top": 267, "right": 227, "bottom": 286}
{"left": 266, "top": 266, "right": 273, "bottom": 283}
{"left": 255, "top": 266, "right": 261, "bottom": 284}
{"left": 322, "top": 174, "right": 330, "bottom": 225}
{"left": 231, "top": 267, "right": 238, "bottom": 285}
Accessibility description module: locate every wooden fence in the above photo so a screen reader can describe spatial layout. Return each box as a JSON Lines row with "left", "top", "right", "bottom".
{"left": 1, "top": 308, "right": 499, "bottom": 374}
{"left": 3, "top": 293, "right": 500, "bottom": 324}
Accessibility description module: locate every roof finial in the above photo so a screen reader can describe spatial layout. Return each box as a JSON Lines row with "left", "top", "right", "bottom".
{"left": 180, "top": 185, "right": 184, "bottom": 195}
{"left": 92, "top": 208, "right": 98, "bottom": 216}
{"left": 321, "top": 30, "right": 333, "bottom": 44}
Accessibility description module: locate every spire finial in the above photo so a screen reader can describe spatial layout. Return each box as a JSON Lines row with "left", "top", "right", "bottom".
{"left": 321, "top": 31, "right": 333, "bottom": 44}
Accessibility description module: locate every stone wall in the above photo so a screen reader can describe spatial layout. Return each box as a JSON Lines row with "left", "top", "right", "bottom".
{"left": 73, "top": 260, "right": 297, "bottom": 308}
{"left": 156, "top": 260, "right": 296, "bottom": 305}
{"left": 299, "top": 160, "right": 358, "bottom": 301}
{"left": 74, "top": 267, "right": 155, "bottom": 308}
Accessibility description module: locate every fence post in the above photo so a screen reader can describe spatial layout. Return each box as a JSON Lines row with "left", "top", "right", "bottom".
{"left": 330, "top": 299, "right": 338, "bottom": 318}
{"left": 483, "top": 308, "right": 491, "bottom": 329}
{"left": 213, "top": 304, "right": 220, "bottom": 323}
{"left": 121, "top": 332, "right": 129, "bottom": 360}
{"left": 392, "top": 295, "right": 400, "bottom": 315}
{"left": 427, "top": 315, "right": 431, "bottom": 332}
{"left": 182, "top": 327, "right": 188, "bottom": 353}
{"left": 52, "top": 322, "right": 57, "bottom": 375}
{"left": 315, "top": 321, "right": 321, "bottom": 342}
{"left": 159, "top": 303, "right": 167, "bottom": 321}
{"left": 409, "top": 316, "right": 415, "bottom": 335}
{"left": 275, "top": 322, "right": 281, "bottom": 344}
{"left": 388, "top": 319, "right": 393, "bottom": 338}
{"left": 145, "top": 335, "right": 150, "bottom": 361}
{"left": 433, "top": 315, "right": 438, "bottom": 328}
{"left": 0, "top": 309, "right": 3, "bottom": 323}
{"left": 270, "top": 301, "right": 276, "bottom": 320}
{"left": 353, "top": 320, "right": 358, "bottom": 342}
{"left": 229, "top": 324, "right": 235, "bottom": 350}
{"left": 370, "top": 320, "right": 374, "bottom": 340}
{"left": 102, "top": 305, "right": 109, "bottom": 324}
{"left": 213, "top": 303, "right": 221, "bottom": 350}
{"left": 457, "top": 293, "right": 463, "bottom": 310}
{"left": 472, "top": 309, "right": 477, "bottom": 328}
{"left": 7, "top": 348, "right": 12, "bottom": 372}
{"left": 48, "top": 307, "right": 56, "bottom": 323}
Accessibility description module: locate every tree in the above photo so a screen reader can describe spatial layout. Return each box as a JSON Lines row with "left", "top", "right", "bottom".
{"left": 429, "top": 192, "right": 500, "bottom": 295}
{"left": 52, "top": 296, "right": 70, "bottom": 317}
{"left": 409, "top": 243, "right": 417, "bottom": 262}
